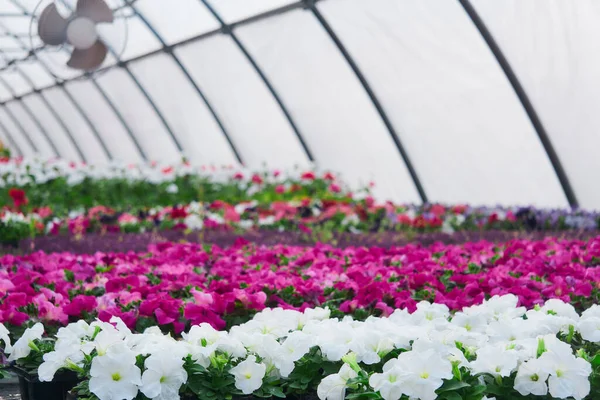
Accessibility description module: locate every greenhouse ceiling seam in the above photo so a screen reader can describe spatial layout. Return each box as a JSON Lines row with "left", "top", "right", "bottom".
{"left": 305, "top": 0, "right": 428, "bottom": 204}
{"left": 0, "top": 116, "right": 24, "bottom": 156}
{"left": 200, "top": 0, "right": 315, "bottom": 163}
{"left": 2, "top": 0, "right": 114, "bottom": 161}
{"left": 457, "top": 0, "right": 578, "bottom": 208}
{"left": 129, "top": 4, "right": 245, "bottom": 165}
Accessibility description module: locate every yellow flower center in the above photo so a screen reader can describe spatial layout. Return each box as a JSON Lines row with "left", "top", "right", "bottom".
{"left": 111, "top": 373, "right": 121, "bottom": 382}
{"left": 420, "top": 372, "right": 429, "bottom": 379}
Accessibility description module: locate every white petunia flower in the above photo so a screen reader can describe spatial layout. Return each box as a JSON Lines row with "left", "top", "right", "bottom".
{"left": 229, "top": 355, "right": 266, "bottom": 394}
{"left": 184, "top": 214, "right": 204, "bottom": 230}
{"left": 578, "top": 316, "right": 600, "bottom": 342}
{"left": 7, "top": 323, "right": 43, "bottom": 361}
{"left": 140, "top": 351, "right": 187, "bottom": 400}
{"left": 38, "top": 339, "right": 85, "bottom": 382}
{"left": 273, "top": 331, "right": 314, "bottom": 377}
{"left": 165, "top": 183, "right": 179, "bottom": 194}
{"left": 89, "top": 344, "right": 142, "bottom": 400}
{"left": 578, "top": 305, "right": 600, "bottom": 342}
{"left": 0, "top": 323, "right": 12, "bottom": 354}
{"left": 390, "top": 349, "right": 452, "bottom": 400}
{"left": 540, "top": 347, "right": 592, "bottom": 400}
{"left": 369, "top": 367, "right": 405, "bottom": 400}
{"left": 513, "top": 358, "right": 550, "bottom": 396}
{"left": 317, "top": 363, "right": 357, "bottom": 400}
{"left": 470, "top": 345, "right": 518, "bottom": 377}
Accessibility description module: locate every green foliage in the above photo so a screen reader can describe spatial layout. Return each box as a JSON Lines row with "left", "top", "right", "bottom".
{"left": 0, "top": 220, "right": 31, "bottom": 246}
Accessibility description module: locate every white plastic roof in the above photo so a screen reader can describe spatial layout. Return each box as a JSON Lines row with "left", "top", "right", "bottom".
{"left": 0, "top": 0, "right": 599, "bottom": 208}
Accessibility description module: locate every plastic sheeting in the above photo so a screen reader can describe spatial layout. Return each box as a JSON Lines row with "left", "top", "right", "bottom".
{"left": 0, "top": 0, "right": 595, "bottom": 207}
{"left": 471, "top": 0, "right": 600, "bottom": 209}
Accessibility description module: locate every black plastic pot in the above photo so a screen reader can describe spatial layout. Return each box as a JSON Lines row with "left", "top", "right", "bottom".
{"left": 9, "top": 366, "right": 79, "bottom": 400}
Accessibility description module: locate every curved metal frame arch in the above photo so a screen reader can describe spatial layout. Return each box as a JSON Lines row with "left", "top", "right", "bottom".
{"left": 0, "top": 54, "right": 86, "bottom": 161}
{"left": 0, "top": 69, "right": 61, "bottom": 157}
{"left": 458, "top": 0, "right": 578, "bottom": 208}
{"left": 81, "top": 78, "right": 147, "bottom": 160}
{"left": 0, "top": 82, "right": 38, "bottom": 153}
{"left": 126, "top": 4, "right": 244, "bottom": 164}
{"left": 0, "top": 116, "right": 24, "bottom": 156}
{"left": 117, "top": 64, "right": 185, "bottom": 155}
{"left": 304, "top": 0, "right": 428, "bottom": 203}
{"left": 36, "top": 89, "right": 87, "bottom": 161}
{"left": 200, "top": 0, "right": 314, "bottom": 163}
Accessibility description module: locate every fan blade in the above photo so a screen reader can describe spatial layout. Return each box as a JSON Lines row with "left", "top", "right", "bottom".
{"left": 66, "top": 40, "right": 107, "bottom": 70}
{"left": 38, "top": 3, "right": 68, "bottom": 45}
{"left": 76, "top": 0, "right": 114, "bottom": 23}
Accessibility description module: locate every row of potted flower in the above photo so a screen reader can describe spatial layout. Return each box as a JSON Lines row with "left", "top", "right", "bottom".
{"left": 1, "top": 236, "right": 599, "bottom": 340}
{"left": 2, "top": 196, "right": 600, "bottom": 247}
{"left": 0, "top": 157, "right": 353, "bottom": 213}
{"left": 1, "top": 295, "right": 599, "bottom": 400}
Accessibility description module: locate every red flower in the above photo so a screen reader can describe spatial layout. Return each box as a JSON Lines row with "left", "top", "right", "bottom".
{"left": 161, "top": 166, "right": 174, "bottom": 174}
{"left": 301, "top": 171, "right": 316, "bottom": 180}
{"left": 233, "top": 172, "right": 244, "bottom": 180}
{"left": 251, "top": 174, "right": 263, "bottom": 185}
{"left": 488, "top": 213, "right": 499, "bottom": 225}
{"left": 36, "top": 206, "right": 53, "bottom": 218}
{"left": 430, "top": 204, "right": 446, "bottom": 217}
{"left": 8, "top": 188, "right": 28, "bottom": 209}
{"left": 275, "top": 185, "right": 285, "bottom": 194}
{"left": 452, "top": 205, "right": 467, "bottom": 214}
{"left": 170, "top": 206, "right": 188, "bottom": 219}
{"left": 323, "top": 172, "right": 336, "bottom": 181}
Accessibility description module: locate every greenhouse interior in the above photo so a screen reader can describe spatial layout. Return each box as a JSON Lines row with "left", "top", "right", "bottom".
{"left": 1, "top": 0, "right": 600, "bottom": 399}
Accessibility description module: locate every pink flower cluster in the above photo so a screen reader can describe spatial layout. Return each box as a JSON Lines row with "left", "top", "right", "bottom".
{"left": 1, "top": 237, "right": 599, "bottom": 334}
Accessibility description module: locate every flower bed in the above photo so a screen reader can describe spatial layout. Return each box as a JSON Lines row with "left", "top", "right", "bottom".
{"left": 2, "top": 295, "right": 600, "bottom": 400}
{"left": 1, "top": 237, "right": 600, "bottom": 340}
{"left": 1, "top": 158, "right": 599, "bottom": 248}
{"left": 0, "top": 158, "right": 350, "bottom": 214}
{"left": 2, "top": 197, "right": 599, "bottom": 248}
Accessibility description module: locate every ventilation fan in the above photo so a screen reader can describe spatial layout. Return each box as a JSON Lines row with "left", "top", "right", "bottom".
{"left": 37, "top": 0, "right": 115, "bottom": 71}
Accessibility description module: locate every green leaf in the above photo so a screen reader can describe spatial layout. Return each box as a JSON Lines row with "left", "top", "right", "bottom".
{"left": 438, "top": 392, "right": 463, "bottom": 400}
{"left": 64, "top": 269, "right": 75, "bottom": 282}
{"left": 437, "top": 379, "right": 471, "bottom": 392}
